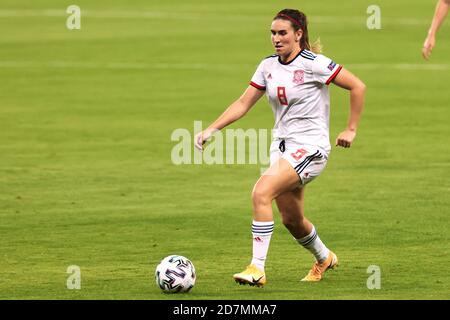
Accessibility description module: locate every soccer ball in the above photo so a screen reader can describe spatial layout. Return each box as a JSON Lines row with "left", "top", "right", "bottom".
{"left": 155, "top": 255, "right": 196, "bottom": 293}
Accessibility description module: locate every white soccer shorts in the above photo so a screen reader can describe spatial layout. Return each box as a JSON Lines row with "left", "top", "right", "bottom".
{"left": 269, "top": 139, "right": 328, "bottom": 185}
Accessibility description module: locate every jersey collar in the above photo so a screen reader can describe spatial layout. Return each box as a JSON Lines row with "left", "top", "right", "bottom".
{"left": 278, "top": 49, "right": 304, "bottom": 65}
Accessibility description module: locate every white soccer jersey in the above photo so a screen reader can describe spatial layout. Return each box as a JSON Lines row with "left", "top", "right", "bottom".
{"left": 250, "top": 49, "right": 342, "bottom": 155}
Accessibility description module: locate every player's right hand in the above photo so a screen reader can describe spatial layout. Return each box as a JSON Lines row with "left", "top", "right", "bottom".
{"left": 194, "top": 129, "right": 214, "bottom": 151}
{"left": 422, "top": 34, "right": 435, "bottom": 60}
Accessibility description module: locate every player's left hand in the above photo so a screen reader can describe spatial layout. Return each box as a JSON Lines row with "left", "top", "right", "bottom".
{"left": 335, "top": 129, "right": 356, "bottom": 148}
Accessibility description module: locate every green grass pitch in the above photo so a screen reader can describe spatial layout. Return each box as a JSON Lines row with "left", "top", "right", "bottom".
{"left": 0, "top": 0, "right": 449, "bottom": 299}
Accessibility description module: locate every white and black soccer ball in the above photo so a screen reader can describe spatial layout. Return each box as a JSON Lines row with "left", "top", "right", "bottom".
{"left": 155, "top": 255, "right": 196, "bottom": 293}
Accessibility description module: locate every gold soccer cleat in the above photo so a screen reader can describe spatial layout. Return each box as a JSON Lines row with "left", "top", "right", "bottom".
{"left": 301, "top": 251, "right": 339, "bottom": 282}
{"left": 233, "top": 264, "right": 266, "bottom": 287}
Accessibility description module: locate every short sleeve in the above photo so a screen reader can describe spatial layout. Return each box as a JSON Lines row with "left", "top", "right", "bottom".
{"left": 249, "top": 60, "right": 266, "bottom": 90}
{"left": 312, "top": 54, "right": 342, "bottom": 85}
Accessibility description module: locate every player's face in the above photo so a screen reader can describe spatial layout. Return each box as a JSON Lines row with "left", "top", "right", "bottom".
{"left": 271, "top": 19, "right": 302, "bottom": 57}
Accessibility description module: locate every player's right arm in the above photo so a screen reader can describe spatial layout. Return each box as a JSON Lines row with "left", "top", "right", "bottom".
{"left": 195, "top": 85, "right": 265, "bottom": 150}
{"left": 423, "top": 0, "right": 450, "bottom": 60}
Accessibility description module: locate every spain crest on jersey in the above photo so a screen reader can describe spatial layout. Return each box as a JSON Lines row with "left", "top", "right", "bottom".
{"left": 293, "top": 69, "right": 304, "bottom": 84}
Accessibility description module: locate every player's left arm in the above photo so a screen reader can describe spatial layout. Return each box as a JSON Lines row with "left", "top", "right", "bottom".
{"left": 331, "top": 67, "right": 366, "bottom": 148}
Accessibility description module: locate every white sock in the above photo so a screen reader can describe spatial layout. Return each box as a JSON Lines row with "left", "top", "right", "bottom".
{"left": 296, "top": 226, "right": 330, "bottom": 263}
{"left": 250, "top": 220, "right": 274, "bottom": 272}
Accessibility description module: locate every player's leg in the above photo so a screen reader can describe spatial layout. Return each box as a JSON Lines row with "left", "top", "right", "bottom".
{"left": 251, "top": 158, "right": 301, "bottom": 221}
{"left": 276, "top": 188, "right": 332, "bottom": 261}
{"left": 276, "top": 181, "right": 338, "bottom": 281}
{"left": 275, "top": 186, "right": 312, "bottom": 238}
{"left": 233, "top": 158, "right": 300, "bottom": 286}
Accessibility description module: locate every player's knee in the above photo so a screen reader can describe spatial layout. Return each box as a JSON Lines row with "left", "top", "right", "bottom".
{"left": 251, "top": 186, "right": 272, "bottom": 207}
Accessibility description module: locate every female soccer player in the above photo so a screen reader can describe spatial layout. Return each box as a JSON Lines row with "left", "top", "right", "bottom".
{"left": 195, "top": 9, "right": 366, "bottom": 285}
{"left": 422, "top": 0, "right": 450, "bottom": 60}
